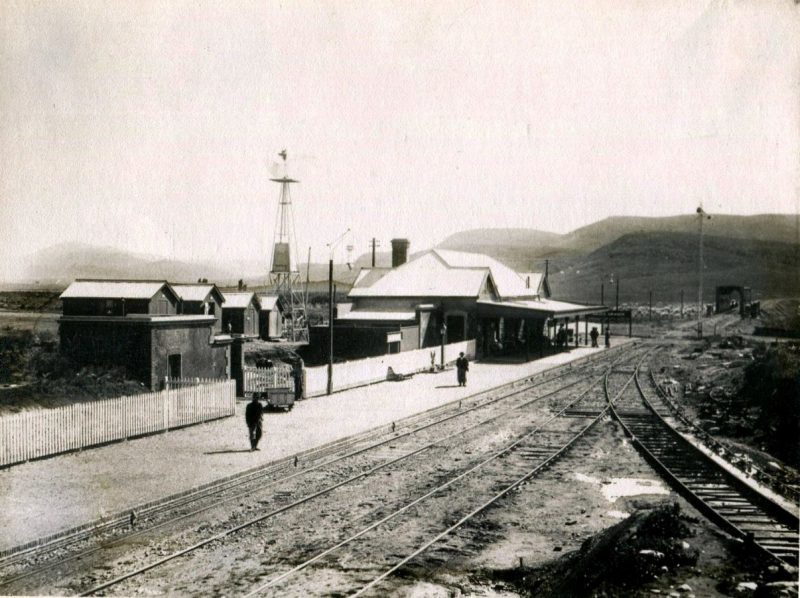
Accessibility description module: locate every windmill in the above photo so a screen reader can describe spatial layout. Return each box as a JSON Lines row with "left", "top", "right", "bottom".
{"left": 268, "top": 151, "right": 309, "bottom": 343}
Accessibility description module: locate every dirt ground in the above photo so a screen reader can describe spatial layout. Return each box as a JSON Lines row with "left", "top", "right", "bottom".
{"left": 377, "top": 419, "right": 785, "bottom": 598}
{"left": 89, "top": 382, "right": 795, "bottom": 597}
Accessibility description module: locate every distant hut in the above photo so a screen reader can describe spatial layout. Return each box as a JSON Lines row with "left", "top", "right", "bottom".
{"left": 172, "top": 283, "right": 225, "bottom": 333}
{"left": 221, "top": 292, "right": 260, "bottom": 336}
{"left": 258, "top": 294, "right": 285, "bottom": 340}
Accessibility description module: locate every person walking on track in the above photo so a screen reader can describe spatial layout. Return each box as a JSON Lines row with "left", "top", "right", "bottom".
{"left": 245, "top": 394, "right": 265, "bottom": 451}
{"left": 456, "top": 352, "right": 469, "bottom": 387}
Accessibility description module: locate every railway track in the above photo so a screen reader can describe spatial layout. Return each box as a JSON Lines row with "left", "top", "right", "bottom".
{"left": 71, "top": 347, "right": 647, "bottom": 597}
{"left": 0, "top": 345, "right": 635, "bottom": 595}
{"left": 237, "top": 348, "right": 648, "bottom": 597}
{"left": 609, "top": 352, "right": 799, "bottom": 568}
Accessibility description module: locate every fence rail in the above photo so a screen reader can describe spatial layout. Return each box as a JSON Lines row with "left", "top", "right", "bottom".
{"left": 243, "top": 366, "right": 293, "bottom": 395}
{"left": 0, "top": 380, "right": 235, "bottom": 468}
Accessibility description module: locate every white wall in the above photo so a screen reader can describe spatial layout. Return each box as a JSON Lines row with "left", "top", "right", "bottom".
{"left": 305, "top": 339, "right": 476, "bottom": 398}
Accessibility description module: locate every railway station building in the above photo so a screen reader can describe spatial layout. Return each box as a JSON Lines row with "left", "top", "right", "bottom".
{"left": 307, "top": 241, "right": 607, "bottom": 362}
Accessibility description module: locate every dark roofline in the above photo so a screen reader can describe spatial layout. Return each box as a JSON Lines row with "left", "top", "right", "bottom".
{"left": 66, "top": 279, "right": 180, "bottom": 303}
{"left": 171, "top": 283, "right": 225, "bottom": 305}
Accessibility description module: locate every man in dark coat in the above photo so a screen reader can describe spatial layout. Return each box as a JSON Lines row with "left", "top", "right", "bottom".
{"left": 590, "top": 327, "right": 599, "bottom": 348}
{"left": 245, "top": 394, "right": 265, "bottom": 451}
{"left": 455, "top": 352, "right": 469, "bottom": 387}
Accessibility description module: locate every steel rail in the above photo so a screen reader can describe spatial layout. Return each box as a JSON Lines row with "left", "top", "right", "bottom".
{"left": 77, "top": 347, "right": 638, "bottom": 597}
{"left": 608, "top": 356, "right": 798, "bottom": 567}
{"left": 243, "top": 349, "right": 649, "bottom": 596}
{"left": 648, "top": 359, "right": 799, "bottom": 504}
{"left": 1, "top": 343, "right": 624, "bottom": 571}
{"left": 2, "top": 347, "right": 625, "bottom": 589}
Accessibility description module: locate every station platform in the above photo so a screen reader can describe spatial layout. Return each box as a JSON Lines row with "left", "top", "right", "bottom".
{"left": 0, "top": 343, "right": 628, "bottom": 552}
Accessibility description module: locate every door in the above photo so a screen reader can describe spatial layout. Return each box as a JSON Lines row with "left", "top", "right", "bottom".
{"left": 168, "top": 354, "right": 182, "bottom": 380}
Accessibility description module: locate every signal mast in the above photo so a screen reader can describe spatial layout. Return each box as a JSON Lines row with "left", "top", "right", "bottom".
{"left": 268, "top": 150, "right": 309, "bottom": 343}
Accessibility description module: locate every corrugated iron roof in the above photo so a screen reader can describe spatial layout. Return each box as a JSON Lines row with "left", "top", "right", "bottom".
{"left": 171, "top": 283, "right": 222, "bottom": 303}
{"left": 60, "top": 280, "right": 172, "bottom": 300}
{"left": 222, "top": 292, "right": 259, "bottom": 309}
{"left": 517, "top": 272, "right": 545, "bottom": 294}
{"left": 477, "top": 298, "right": 606, "bottom": 317}
{"left": 347, "top": 249, "right": 544, "bottom": 300}
{"left": 349, "top": 252, "right": 490, "bottom": 298}
{"left": 352, "top": 268, "right": 392, "bottom": 288}
{"left": 434, "top": 250, "right": 538, "bottom": 298}
{"left": 257, "top": 294, "right": 281, "bottom": 311}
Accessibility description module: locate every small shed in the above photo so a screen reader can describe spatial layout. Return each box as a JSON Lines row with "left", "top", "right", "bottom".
{"left": 61, "top": 279, "right": 180, "bottom": 316}
{"left": 173, "top": 283, "right": 226, "bottom": 332}
{"left": 221, "top": 292, "right": 260, "bottom": 336}
{"left": 59, "top": 279, "right": 229, "bottom": 389}
{"left": 257, "top": 294, "right": 285, "bottom": 340}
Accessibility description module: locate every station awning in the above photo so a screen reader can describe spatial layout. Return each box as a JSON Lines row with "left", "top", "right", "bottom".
{"left": 476, "top": 299, "right": 608, "bottom": 320}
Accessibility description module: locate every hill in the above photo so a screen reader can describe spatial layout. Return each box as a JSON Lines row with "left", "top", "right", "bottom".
{"left": 10, "top": 214, "right": 797, "bottom": 301}
{"left": 18, "top": 243, "right": 263, "bottom": 288}
{"left": 436, "top": 214, "right": 799, "bottom": 269}
{"left": 547, "top": 232, "right": 800, "bottom": 304}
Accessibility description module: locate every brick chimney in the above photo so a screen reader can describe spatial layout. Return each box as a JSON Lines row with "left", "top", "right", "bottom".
{"left": 391, "top": 238, "right": 410, "bottom": 268}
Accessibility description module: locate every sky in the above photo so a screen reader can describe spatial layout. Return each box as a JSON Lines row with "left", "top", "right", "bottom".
{"left": 1, "top": 0, "right": 798, "bottom": 279}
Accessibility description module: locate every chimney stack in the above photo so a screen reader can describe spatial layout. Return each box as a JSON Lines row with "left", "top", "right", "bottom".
{"left": 391, "top": 238, "right": 410, "bottom": 268}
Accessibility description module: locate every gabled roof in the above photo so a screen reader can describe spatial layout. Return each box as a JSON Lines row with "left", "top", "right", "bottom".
{"left": 222, "top": 292, "right": 260, "bottom": 309}
{"left": 60, "top": 279, "right": 179, "bottom": 302}
{"left": 171, "top": 283, "right": 225, "bottom": 304}
{"left": 517, "top": 272, "right": 549, "bottom": 297}
{"left": 348, "top": 249, "right": 545, "bottom": 300}
{"left": 257, "top": 294, "right": 284, "bottom": 311}
{"left": 352, "top": 268, "right": 392, "bottom": 289}
{"left": 434, "top": 250, "right": 543, "bottom": 299}
{"left": 349, "top": 252, "right": 493, "bottom": 298}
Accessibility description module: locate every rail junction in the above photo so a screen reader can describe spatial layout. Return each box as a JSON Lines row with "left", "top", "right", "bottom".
{"left": 0, "top": 342, "right": 796, "bottom": 596}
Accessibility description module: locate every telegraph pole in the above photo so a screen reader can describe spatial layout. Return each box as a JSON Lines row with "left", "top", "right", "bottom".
{"left": 696, "top": 207, "right": 711, "bottom": 337}
{"left": 369, "top": 238, "right": 380, "bottom": 267}
{"left": 326, "top": 228, "right": 350, "bottom": 395}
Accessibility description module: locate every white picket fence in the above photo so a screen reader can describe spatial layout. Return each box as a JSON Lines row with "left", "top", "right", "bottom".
{"left": 243, "top": 366, "right": 293, "bottom": 394}
{"left": 305, "top": 339, "right": 476, "bottom": 397}
{"left": 0, "top": 380, "right": 235, "bottom": 468}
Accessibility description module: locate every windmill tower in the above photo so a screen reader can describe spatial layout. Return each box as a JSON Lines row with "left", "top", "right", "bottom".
{"left": 268, "top": 151, "right": 309, "bottom": 343}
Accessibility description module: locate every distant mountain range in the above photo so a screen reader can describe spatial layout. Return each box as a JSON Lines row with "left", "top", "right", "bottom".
{"left": 8, "top": 214, "right": 798, "bottom": 303}
{"left": 437, "top": 214, "right": 799, "bottom": 269}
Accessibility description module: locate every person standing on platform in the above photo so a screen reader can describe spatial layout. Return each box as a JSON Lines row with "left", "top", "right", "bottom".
{"left": 293, "top": 358, "right": 304, "bottom": 401}
{"left": 245, "top": 394, "right": 265, "bottom": 451}
{"left": 590, "top": 327, "right": 599, "bottom": 348}
{"left": 456, "top": 352, "right": 469, "bottom": 387}
{"left": 605, "top": 327, "right": 611, "bottom": 348}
